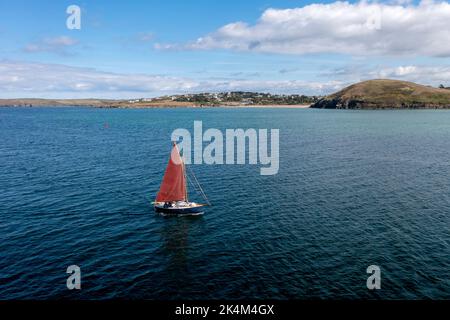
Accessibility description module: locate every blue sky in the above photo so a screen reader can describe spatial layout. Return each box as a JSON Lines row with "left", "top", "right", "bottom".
{"left": 0, "top": 0, "right": 449, "bottom": 98}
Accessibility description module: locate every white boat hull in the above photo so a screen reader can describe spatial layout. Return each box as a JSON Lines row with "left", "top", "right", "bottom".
{"left": 154, "top": 202, "right": 206, "bottom": 215}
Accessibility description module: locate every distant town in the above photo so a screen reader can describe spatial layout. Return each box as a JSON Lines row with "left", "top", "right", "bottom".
{"left": 0, "top": 91, "right": 321, "bottom": 108}
{"left": 127, "top": 92, "right": 321, "bottom": 106}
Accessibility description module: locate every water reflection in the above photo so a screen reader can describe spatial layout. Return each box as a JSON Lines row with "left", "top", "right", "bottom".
{"left": 161, "top": 218, "right": 191, "bottom": 269}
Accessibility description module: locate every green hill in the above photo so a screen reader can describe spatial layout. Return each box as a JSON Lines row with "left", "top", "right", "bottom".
{"left": 311, "top": 79, "right": 450, "bottom": 109}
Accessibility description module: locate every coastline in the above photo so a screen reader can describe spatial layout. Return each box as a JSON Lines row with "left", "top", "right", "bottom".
{"left": 0, "top": 101, "right": 312, "bottom": 109}
{"left": 220, "top": 104, "right": 311, "bottom": 109}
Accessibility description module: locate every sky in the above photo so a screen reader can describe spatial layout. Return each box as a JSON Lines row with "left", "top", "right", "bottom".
{"left": 0, "top": 0, "right": 449, "bottom": 98}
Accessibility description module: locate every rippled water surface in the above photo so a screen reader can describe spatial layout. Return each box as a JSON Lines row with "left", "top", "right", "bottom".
{"left": 1, "top": 107, "right": 450, "bottom": 299}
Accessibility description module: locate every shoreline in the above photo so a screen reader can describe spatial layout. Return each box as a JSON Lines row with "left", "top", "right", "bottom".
{"left": 0, "top": 103, "right": 312, "bottom": 109}
{"left": 219, "top": 104, "right": 311, "bottom": 109}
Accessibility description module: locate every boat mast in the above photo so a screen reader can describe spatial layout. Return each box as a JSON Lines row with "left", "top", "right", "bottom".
{"left": 174, "top": 142, "right": 188, "bottom": 203}
{"left": 183, "top": 161, "right": 188, "bottom": 202}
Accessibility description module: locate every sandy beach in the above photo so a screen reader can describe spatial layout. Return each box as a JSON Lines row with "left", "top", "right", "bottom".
{"left": 221, "top": 104, "right": 311, "bottom": 109}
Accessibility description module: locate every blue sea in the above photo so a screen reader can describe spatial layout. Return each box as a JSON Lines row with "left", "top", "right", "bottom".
{"left": 1, "top": 107, "right": 450, "bottom": 299}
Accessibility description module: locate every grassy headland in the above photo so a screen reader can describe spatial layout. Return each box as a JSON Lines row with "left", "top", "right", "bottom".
{"left": 311, "top": 79, "right": 450, "bottom": 109}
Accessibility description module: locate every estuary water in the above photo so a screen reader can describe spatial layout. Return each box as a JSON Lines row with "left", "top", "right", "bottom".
{"left": 1, "top": 107, "right": 450, "bottom": 299}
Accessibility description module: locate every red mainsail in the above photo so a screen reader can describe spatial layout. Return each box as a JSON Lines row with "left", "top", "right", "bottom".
{"left": 155, "top": 143, "right": 187, "bottom": 202}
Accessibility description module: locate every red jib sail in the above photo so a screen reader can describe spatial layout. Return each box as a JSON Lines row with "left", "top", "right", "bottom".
{"left": 155, "top": 143, "right": 186, "bottom": 202}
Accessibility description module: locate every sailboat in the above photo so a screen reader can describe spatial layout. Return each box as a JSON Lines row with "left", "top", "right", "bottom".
{"left": 154, "top": 142, "right": 210, "bottom": 215}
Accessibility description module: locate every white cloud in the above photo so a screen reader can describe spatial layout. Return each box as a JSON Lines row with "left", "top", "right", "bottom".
{"left": 0, "top": 60, "right": 343, "bottom": 98}
{"left": 155, "top": 1, "right": 450, "bottom": 57}
{"left": 24, "top": 36, "right": 79, "bottom": 55}
{"left": 372, "top": 65, "right": 450, "bottom": 82}
{"left": 1, "top": 60, "right": 449, "bottom": 99}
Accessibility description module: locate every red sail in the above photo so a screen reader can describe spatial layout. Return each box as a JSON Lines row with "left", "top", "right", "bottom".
{"left": 155, "top": 144, "right": 186, "bottom": 202}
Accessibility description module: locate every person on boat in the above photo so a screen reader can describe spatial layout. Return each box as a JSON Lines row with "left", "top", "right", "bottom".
{"left": 163, "top": 202, "right": 170, "bottom": 208}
